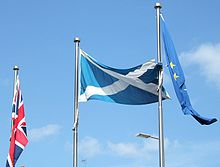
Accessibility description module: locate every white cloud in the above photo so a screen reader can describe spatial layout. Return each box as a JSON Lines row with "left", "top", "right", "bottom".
{"left": 180, "top": 43, "right": 220, "bottom": 88}
{"left": 79, "top": 136, "right": 165, "bottom": 159}
{"left": 107, "top": 136, "right": 172, "bottom": 158}
{"left": 78, "top": 136, "right": 220, "bottom": 167}
{"left": 166, "top": 140, "right": 220, "bottom": 167}
{"left": 29, "top": 124, "right": 61, "bottom": 142}
{"left": 108, "top": 142, "right": 141, "bottom": 157}
{"left": 142, "top": 138, "right": 158, "bottom": 152}
{"left": 79, "top": 136, "right": 102, "bottom": 158}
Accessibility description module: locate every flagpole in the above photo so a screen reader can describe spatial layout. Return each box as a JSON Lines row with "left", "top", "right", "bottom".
{"left": 12, "top": 66, "right": 19, "bottom": 127}
{"left": 73, "top": 37, "right": 80, "bottom": 167}
{"left": 155, "top": 3, "right": 165, "bottom": 167}
{"left": 13, "top": 66, "right": 19, "bottom": 94}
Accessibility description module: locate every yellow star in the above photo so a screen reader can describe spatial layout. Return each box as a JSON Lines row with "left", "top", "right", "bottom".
{"left": 170, "top": 62, "right": 175, "bottom": 69}
{"left": 173, "top": 73, "right": 179, "bottom": 80}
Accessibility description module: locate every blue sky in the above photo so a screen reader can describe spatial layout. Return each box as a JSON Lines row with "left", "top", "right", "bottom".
{"left": 0, "top": 0, "right": 220, "bottom": 167}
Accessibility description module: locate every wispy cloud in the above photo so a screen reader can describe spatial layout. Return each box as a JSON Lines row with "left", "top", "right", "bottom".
{"left": 108, "top": 141, "right": 141, "bottom": 157}
{"left": 79, "top": 136, "right": 102, "bottom": 158}
{"left": 78, "top": 136, "right": 160, "bottom": 160}
{"left": 166, "top": 140, "right": 220, "bottom": 167}
{"left": 29, "top": 124, "right": 61, "bottom": 142}
{"left": 106, "top": 137, "right": 174, "bottom": 161}
{"left": 78, "top": 136, "right": 164, "bottom": 159}
{"left": 78, "top": 136, "right": 220, "bottom": 167}
{"left": 180, "top": 43, "right": 220, "bottom": 89}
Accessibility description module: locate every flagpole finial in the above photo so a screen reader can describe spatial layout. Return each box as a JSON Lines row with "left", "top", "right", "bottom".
{"left": 155, "top": 2, "right": 162, "bottom": 9}
{"left": 74, "top": 37, "right": 80, "bottom": 43}
{"left": 13, "top": 66, "right": 19, "bottom": 71}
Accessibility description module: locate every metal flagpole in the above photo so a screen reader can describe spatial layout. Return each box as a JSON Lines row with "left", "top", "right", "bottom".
{"left": 73, "top": 37, "right": 80, "bottom": 167}
{"left": 12, "top": 66, "right": 19, "bottom": 128}
{"left": 13, "top": 66, "right": 19, "bottom": 96}
{"left": 154, "top": 3, "right": 165, "bottom": 167}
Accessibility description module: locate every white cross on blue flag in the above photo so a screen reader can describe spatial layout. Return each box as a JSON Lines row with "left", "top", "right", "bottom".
{"left": 79, "top": 49, "right": 169, "bottom": 105}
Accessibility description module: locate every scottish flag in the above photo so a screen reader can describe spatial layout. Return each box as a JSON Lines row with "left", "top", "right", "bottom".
{"left": 79, "top": 49, "right": 170, "bottom": 105}
{"left": 161, "top": 14, "right": 217, "bottom": 125}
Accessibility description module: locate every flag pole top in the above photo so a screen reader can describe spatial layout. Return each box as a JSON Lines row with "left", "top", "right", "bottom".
{"left": 74, "top": 37, "right": 80, "bottom": 43}
{"left": 154, "top": 2, "right": 162, "bottom": 9}
{"left": 13, "top": 66, "right": 19, "bottom": 71}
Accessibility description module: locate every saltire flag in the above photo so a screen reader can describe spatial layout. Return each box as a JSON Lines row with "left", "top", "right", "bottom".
{"left": 6, "top": 74, "right": 28, "bottom": 167}
{"left": 160, "top": 14, "right": 217, "bottom": 125}
{"left": 79, "top": 49, "right": 170, "bottom": 105}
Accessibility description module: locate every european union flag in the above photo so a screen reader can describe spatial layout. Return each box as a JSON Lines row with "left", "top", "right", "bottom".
{"left": 160, "top": 14, "right": 217, "bottom": 125}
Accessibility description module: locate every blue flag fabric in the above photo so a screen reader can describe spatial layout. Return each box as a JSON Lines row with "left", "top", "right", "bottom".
{"left": 79, "top": 49, "right": 170, "bottom": 105}
{"left": 160, "top": 14, "right": 217, "bottom": 125}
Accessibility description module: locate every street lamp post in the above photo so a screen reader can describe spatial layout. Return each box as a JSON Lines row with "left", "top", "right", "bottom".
{"left": 136, "top": 133, "right": 159, "bottom": 140}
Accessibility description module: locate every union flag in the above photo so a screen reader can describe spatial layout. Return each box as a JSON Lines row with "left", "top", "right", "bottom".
{"left": 6, "top": 74, "right": 28, "bottom": 167}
